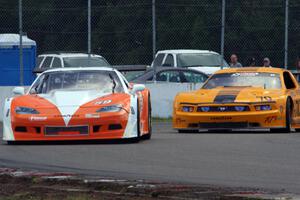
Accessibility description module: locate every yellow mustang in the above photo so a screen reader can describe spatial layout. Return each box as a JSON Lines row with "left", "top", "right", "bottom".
{"left": 173, "top": 67, "right": 300, "bottom": 133}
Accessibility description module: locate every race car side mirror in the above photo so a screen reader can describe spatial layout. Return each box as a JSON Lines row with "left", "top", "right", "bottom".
{"left": 12, "top": 87, "right": 25, "bottom": 96}
{"left": 131, "top": 84, "right": 145, "bottom": 94}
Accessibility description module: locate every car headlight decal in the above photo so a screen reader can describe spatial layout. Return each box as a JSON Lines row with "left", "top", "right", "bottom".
{"left": 255, "top": 105, "right": 271, "bottom": 111}
{"left": 235, "top": 106, "right": 246, "bottom": 112}
{"left": 15, "top": 107, "right": 39, "bottom": 114}
{"left": 182, "top": 106, "right": 194, "bottom": 112}
{"left": 96, "top": 104, "right": 123, "bottom": 113}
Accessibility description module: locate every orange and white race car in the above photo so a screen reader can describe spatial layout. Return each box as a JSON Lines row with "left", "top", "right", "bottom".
{"left": 3, "top": 67, "right": 151, "bottom": 143}
{"left": 173, "top": 67, "right": 300, "bottom": 133}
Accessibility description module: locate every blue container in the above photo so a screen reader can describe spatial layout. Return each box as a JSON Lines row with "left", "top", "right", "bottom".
{"left": 0, "top": 34, "right": 36, "bottom": 86}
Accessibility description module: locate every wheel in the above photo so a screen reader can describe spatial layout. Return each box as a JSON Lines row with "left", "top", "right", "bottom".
{"left": 178, "top": 129, "right": 199, "bottom": 133}
{"left": 142, "top": 96, "right": 152, "bottom": 140}
{"left": 270, "top": 99, "right": 292, "bottom": 133}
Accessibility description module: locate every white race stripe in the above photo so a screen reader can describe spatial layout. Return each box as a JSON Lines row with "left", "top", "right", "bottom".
{"left": 39, "top": 90, "right": 110, "bottom": 126}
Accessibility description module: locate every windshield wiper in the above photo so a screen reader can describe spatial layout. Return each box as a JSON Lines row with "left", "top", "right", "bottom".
{"left": 109, "top": 74, "right": 116, "bottom": 93}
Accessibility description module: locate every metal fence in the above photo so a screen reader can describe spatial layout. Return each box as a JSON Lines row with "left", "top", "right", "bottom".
{"left": 0, "top": 0, "right": 299, "bottom": 74}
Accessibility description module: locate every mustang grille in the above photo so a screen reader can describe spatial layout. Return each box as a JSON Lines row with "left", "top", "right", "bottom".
{"left": 197, "top": 106, "right": 250, "bottom": 112}
{"left": 45, "top": 126, "right": 89, "bottom": 136}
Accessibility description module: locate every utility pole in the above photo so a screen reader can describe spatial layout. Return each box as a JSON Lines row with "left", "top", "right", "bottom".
{"left": 19, "top": 0, "right": 23, "bottom": 85}
{"left": 152, "top": 0, "right": 157, "bottom": 81}
{"left": 88, "top": 0, "right": 91, "bottom": 66}
{"left": 152, "top": 0, "right": 156, "bottom": 59}
{"left": 284, "top": 0, "right": 289, "bottom": 69}
{"left": 220, "top": 0, "right": 225, "bottom": 69}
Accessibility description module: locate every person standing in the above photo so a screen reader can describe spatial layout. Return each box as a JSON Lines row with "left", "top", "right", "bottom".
{"left": 263, "top": 57, "right": 272, "bottom": 67}
{"left": 295, "top": 59, "right": 300, "bottom": 82}
{"left": 229, "top": 54, "right": 243, "bottom": 68}
{"left": 296, "top": 59, "right": 300, "bottom": 71}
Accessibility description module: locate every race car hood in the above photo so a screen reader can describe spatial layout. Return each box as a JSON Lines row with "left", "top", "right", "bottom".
{"left": 11, "top": 90, "right": 131, "bottom": 125}
{"left": 176, "top": 87, "right": 284, "bottom": 104}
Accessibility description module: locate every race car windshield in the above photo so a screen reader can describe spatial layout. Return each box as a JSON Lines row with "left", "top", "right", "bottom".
{"left": 202, "top": 72, "right": 282, "bottom": 89}
{"left": 177, "top": 53, "right": 229, "bottom": 67}
{"left": 63, "top": 57, "right": 110, "bottom": 67}
{"left": 30, "top": 71, "right": 123, "bottom": 94}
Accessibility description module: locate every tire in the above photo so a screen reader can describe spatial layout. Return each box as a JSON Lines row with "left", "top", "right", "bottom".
{"left": 6, "top": 141, "right": 15, "bottom": 145}
{"left": 178, "top": 129, "right": 199, "bottom": 133}
{"left": 270, "top": 99, "right": 292, "bottom": 133}
{"left": 142, "top": 96, "right": 152, "bottom": 140}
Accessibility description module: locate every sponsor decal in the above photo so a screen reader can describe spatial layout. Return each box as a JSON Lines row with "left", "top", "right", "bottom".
{"left": 29, "top": 116, "right": 47, "bottom": 121}
{"left": 95, "top": 100, "right": 112, "bottom": 105}
{"left": 176, "top": 118, "right": 186, "bottom": 123}
{"left": 257, "top": 96, "right": 272, "bottom": 102}
{"left": 85, "top": 113, "right": 100, "bottom": 119}
{"left": 54, "top": 114, "right": 79, "bottom": 118}
{"left": 210, "top": 116, "right": 232, "bottom": 120}
{"left": 219, "top": 106, "right": 226, "bottom": 111}
{"left": 265, "top": 116, "right": 277, "bottom": 123}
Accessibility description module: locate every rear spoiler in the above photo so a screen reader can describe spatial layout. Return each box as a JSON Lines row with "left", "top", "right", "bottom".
{"left": 33, "top": 65, "right": 148, "bottom": 74}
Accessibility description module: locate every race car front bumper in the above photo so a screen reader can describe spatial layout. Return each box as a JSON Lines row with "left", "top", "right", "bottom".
{"left": 173, "top": 109, "right": 285, "bottom": 130}
{"left": 7, "top": 110, "right": 136, "bottom": 141}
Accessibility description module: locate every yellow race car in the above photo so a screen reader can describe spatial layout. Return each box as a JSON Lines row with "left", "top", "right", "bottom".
{"left": 173, "top": 67, "right": 300, "bottom": 133}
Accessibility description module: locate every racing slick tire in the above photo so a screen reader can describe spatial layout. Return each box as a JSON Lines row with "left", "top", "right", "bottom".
{"left": 142, "top": 96, "right": 152, "bottom": 140}
{"left": 270, "top": 99, "right": 292, "bottom": 133}
{"left": 6, "top": 141, "right": 15, "bottom": 145}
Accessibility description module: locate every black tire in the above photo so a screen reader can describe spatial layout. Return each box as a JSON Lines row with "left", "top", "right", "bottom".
{"left": 178, "top": 129, "right": 199, "bottom": 133}
{"left": 270, "top": 99, "right": 292, "bottom": 133}
{"left": 6, "top": 141, "right": 15, "bottom": 145}
{"left": 142, "top": 96, "right": 152, "bottom": 140}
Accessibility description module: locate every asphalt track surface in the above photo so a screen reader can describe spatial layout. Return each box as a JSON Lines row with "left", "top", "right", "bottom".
{"left": 0, "top": 122, "right": 300, "bottom": 194}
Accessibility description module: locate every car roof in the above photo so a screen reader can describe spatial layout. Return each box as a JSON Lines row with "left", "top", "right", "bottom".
{"left": 156, "top": 49, "right": 220, "bottom": 54}
{"left": 150, "top": 67, "right": 207, "bottom": 74}
{"left": 38, "top": 53, "right": 103, "bottom": 58}
{"left": 214, "top": 67, "right": 285, "bottom": 74}
{"left": 44, "top": 67, "right": 115, "bottom": 73}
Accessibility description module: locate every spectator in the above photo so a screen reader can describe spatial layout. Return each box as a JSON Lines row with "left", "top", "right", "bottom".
{"left": 296, "top": 59, "right": 300, "bottom": 71}
{"left": 229, "top": 54, "right": 243, "bottom": 68}
{"left": 295, "top": 59, "right": 300, "bottom": 82}
{"left": 263, "top": 57, "right": 272, "bottom": 67}
{"left": 248, "top": 57, "right": 256, "bottom": 67}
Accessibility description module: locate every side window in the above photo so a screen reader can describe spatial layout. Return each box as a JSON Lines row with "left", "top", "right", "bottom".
{"left": 283, "top": 72, "right": 296, "bottom": 89}
{"left": 51, "top": 57, "right": 62, "bottom": 68}
{"left": 36, "top": 57, "right": 44, "bottom": 68}
{"left": 157, "top": 71, "right": 180, "bottom": 82}
{"left": 30, "top": 74, "right": 45, "bottom": 94}
{"left": 162, "top": 54, "right": 174, "bottom": 67}
{"left": 153, "top": 54, "right": 165, "bottom": 67}
{"left": 182, "top": 71, "right": 208, "bottom": 83}
{"left": 41, "top": 57, "right": 53, "bottom": 68}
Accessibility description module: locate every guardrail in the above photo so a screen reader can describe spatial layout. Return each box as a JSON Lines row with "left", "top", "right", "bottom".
{"left": 0, "top": 83, "right": 202, "bottom": 121}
